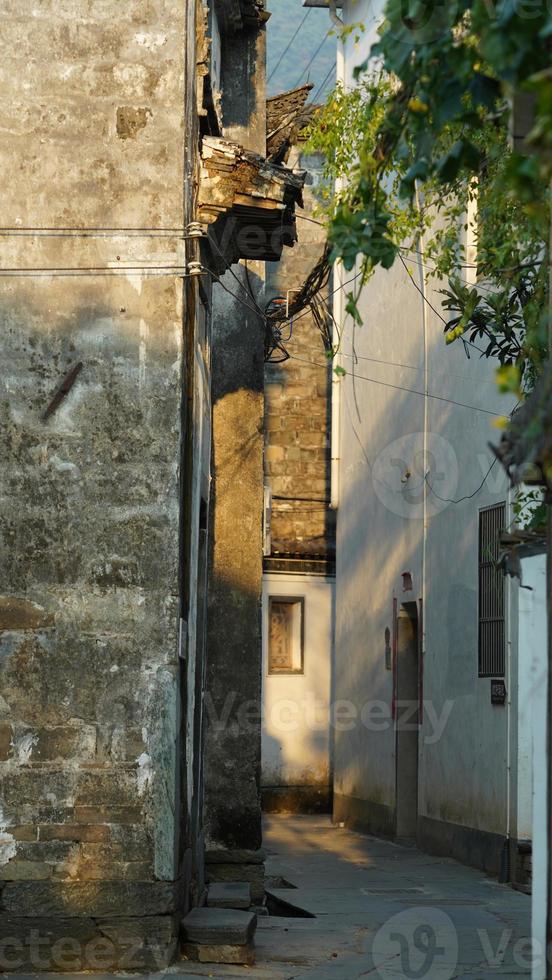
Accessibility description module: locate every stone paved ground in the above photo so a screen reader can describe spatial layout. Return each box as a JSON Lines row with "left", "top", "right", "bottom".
{"left": 15, "top": 815, "right": 531, "bottom": 979}
{"left": 170, "top": 814, "right": 533, "bottom": 980}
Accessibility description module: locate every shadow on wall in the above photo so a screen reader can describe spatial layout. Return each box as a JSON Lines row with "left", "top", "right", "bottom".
{"left": 204, "top": 563, "right": 264, "bottom": 850}
{"left": 203, "top": 264, "right": 266, "bottom": 853}
{"left": 0, "top": 277, "right": 192, "bottom": 952}
{"left": 330, "top": 258, "right": 512, "bottom": 840}
{"left": 264, "top": 245, "right": 336, "bottom": 559}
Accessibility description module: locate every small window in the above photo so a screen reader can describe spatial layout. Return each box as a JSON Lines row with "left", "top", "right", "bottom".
{"left": 478, "top": 503, "right": 506, "bottom": 677}
{"left": 268, "top": 597, "right": 304, "bottom": 674}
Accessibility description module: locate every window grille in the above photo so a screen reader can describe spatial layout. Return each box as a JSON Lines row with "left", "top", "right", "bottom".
{"left": 478, "top": 503, "right": 506, "bottom": 677}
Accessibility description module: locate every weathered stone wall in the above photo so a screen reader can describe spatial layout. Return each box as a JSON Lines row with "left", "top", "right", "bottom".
{"left": 203, "top": 20, "right": 266, "bottom": 890}
{"left": 264, "top": 146, "right": 335, "bottom": 559}
{"left": 204, "top": 268, "right": 265, "bottom": 897}
{"left": 0, "top": 1, "right": 196, "bottom": 969}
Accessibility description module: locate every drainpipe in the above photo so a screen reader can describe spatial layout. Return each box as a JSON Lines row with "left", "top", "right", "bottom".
{"left": 414, "top": 185, "right": 428, "bottom": 669}
{"left": 502, "top": 524, "right": 514, "bottom": 884}
{"left": 330, "top": 272, "right": 342, "bottom": 511}
{"left": 329, "top": 0, "right": 343, "bottom": 27}
{"left": 330, "top": 21, "right": 345, "bottom": 511}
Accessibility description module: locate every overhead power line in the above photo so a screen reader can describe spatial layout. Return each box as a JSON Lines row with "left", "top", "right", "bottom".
{"left": 305, "top": 346, "right": 508, "bottom": 388}
{"left": 289, "top": 352, "right": 507, "bottom": 418}
{"left": 0, "top": 227, "right": 185, "bottom": 238}
{"left": 312, "top": 64, "right": 335, "bottom": 103}
{"left": 295, "top": 30, "right": 331, "bottom": 87}
{"left": 425, "top": 458, "right": 500, "bottom": 505}
{"left": 0, "top": 265, "right": 191, "bottom": 278}
{"left": 268, "top": 8, "right": 312, "bottom": 84}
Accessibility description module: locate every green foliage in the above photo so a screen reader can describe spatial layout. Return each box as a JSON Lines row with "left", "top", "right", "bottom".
{"left": 305, "top": 1, "right": 551, "bottom": 391}
{"left": 310, "top": 68, "right": 548, "bottom": 378}
{"left": 513, "top": 487, "right": 547, "bottom": 533}
{"left": 304, "top": 2, "right": 552, "bottom": 533}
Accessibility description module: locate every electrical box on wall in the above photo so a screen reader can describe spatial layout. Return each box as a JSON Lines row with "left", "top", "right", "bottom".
{"left": 491, "top": 679, "right": 507, "bottom": 705}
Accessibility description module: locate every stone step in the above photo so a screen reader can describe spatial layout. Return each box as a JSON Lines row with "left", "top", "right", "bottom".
{"left": 207, "top": 881, "right": 251, "bottom": 910}
{"left": 180, "top": 908, "right": 257, "bottom": 966}
{"left": 181, "top": 942, "right": 255, "bottom": 966}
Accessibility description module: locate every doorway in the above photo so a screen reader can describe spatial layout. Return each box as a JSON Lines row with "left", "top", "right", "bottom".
{"left": 395, "top": 602, "right": 420, "bottom": 840}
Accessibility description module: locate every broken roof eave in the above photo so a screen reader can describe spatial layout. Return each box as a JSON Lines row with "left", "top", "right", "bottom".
{"left": 198, "top": 136, "right": 305, "bottom": 270}
{"left": 266, "top": 84, "right": 315, "bottom": 163}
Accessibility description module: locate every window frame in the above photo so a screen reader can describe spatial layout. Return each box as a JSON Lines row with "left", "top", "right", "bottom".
{"left": 267, "top": 595, "right": 305, "bottom": 676}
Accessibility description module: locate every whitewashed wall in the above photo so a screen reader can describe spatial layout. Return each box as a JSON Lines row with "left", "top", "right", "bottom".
{"left": 517, "top": 554, "right": 548, "bottom": 979}
{"left": 262, "top": 573, "right": 334, "bottom": 799}
{"left": 333, "top": 0, "right": 522, "bottom": 858}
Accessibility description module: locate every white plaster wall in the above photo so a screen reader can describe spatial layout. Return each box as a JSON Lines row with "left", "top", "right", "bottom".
{"left": 518, "top": 553, "right": 547, "bottom": 839}
{"left": 516, "top": 554, "right": 548, "bottom": 980}
{"left": 334, "top": 0, "right": 517, "bottom": 835}
{"left": 262, "top": 573, "right": 334, "bottom": 790}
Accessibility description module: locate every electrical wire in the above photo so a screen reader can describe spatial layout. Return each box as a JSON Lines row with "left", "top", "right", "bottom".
{"left": 209, "top": 270, "right": 267, "bottom": 320}
{"left": 289, "top": 352, "right": 507, "bottom": 418}
{"left": 425, "top": 457, "right": 499, "bottom": 504}
{"left": 268, "top": 8, "right": 312, "bottom": 84}
{"left": 0, "top": 266, "right": 191, "bottom": 278}
{"left": 308, "top": 346, "right": 509, "bottom": 387}
{"left": 399, "top": 253, "right": 447, "bottom": 324}
{"left": 400, "top": 248, "right": 512, "bottom": 296}
{"left": 295, "top": 31, "right": 331, "bottom": 87}
{"left": 268, "top": 245, "right": 332, "bottom": 326}
{"left": 202, "top": 264, "right": 301, "bottom": 368}
{"left": 263, "top": 263, "right": 363, "bottom": 359}
{"left": 401, "top": 245, "right": 541, "bottom": 275}
{"left": 296, "top": 214, "right": 326, "bottom": 227}
{"left": 399, "top": 252, "right": 492, "bottom": 357}
{"left": 0, "top": 227, "right": 186, "bottom": 237}
{"left": 286, "top": 268, "right": 364, "bottom": 328}
{"left": 207, "top": 236, "right": 265, "bottom": 317}
{"left": 310, "top": 294, "right": 333, "bottom": 350}
{"left": 312, "top": 64, "right": 336, "bottom": 103}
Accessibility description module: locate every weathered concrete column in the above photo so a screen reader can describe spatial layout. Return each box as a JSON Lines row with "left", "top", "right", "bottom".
{"left": 203, "top": 12, "right": 267, "bottom": 903}
{"left": 203, "top": 275, "right": 265, "bottom": 900}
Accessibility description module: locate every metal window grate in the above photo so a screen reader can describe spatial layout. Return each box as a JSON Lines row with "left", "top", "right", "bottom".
{"left": 478, "top": 503, "right": 506, "bottom": 678}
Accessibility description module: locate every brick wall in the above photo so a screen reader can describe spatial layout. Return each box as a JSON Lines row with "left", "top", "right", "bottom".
{"left": 264, "top": 145, "right": 335, "bottom": 559}
{"left": 0, "top": 1, "right": 196, "bottom": 969}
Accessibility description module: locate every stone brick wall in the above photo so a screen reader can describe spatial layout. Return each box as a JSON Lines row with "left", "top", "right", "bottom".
{"left": 264, "top": 145, "right": 335, "bottom": 559}
{"left": 0, "top": 1, "right": 199, "bottom": 969}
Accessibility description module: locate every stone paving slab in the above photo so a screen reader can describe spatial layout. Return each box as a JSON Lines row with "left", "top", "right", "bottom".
{"left": 255, "top": 815, "right": 532, "bottom": 979}
{"left": 5, "top": 815, "right": 532, "bottom": 980}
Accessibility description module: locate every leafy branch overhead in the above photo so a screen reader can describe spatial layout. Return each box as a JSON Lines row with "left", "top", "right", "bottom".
{"left": 306, "top": 0, "right": 551, "bottom": 392}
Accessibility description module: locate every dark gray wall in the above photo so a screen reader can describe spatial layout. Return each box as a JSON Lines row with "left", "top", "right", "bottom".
{"left": 203, "top": 18, "right": 267, "bottom": 876}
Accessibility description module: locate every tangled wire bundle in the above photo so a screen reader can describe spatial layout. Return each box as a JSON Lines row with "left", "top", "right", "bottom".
{"left": 264, "top": 244, "right": 333, "bottom": 362}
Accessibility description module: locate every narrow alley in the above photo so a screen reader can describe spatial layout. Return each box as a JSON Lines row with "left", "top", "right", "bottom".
{"left": 1, "top": 1, "right": 550, "bottom": 977}
{"left": 167, "top": 816, "right": 532, "bottom": 980}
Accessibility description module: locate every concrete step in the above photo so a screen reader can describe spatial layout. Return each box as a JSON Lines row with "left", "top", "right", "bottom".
{"left": 180, "top": 908, "right": 257, "bottom": 966}
{"left": 207, "top": 881, "right": 251, "bottom": 909}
